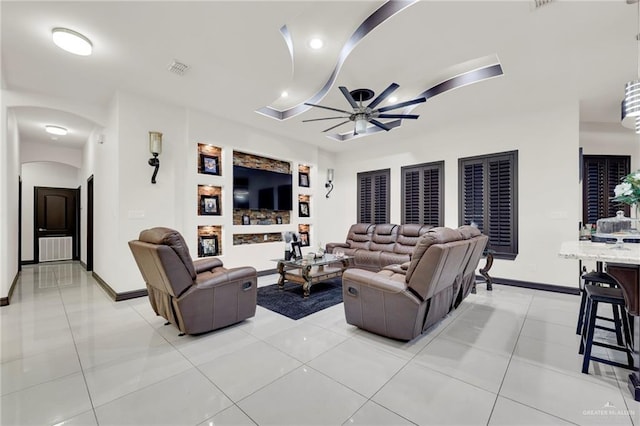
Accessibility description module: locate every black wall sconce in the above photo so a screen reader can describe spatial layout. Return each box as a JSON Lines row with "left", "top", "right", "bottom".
{"left": 148, "top": 131, "right": 162, "bottom": 184}
{"left": 325, "top": 168, "right": 334, "bottom": 198}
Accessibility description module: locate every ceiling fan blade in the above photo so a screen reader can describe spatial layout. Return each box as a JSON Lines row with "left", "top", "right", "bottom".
{"left": 302, "top": 116, "right": 350, "bottom": 122}
{"left": 377, "top": 114, "right": 420, "bottom": 119}
{"left": 369, "top": 119, "right": 391, "bottom": 131}
{"left": 339, "top": 86, "right": 359, "bottom": 109}
{"left": 377, "top": 97, "right": 427, "bottom": 113}
{"left": 304, "top": 102, "right": 352, "bottom": 115}
{"left": 366, "top": 83, "right": 399, "bottom": 109}
{"left": 322, "top": 120, "right": 351, "bottom": 132}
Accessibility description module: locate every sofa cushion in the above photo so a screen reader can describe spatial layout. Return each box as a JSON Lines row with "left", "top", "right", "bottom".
{"left": 394, "top": 224, "right": 431, "bottom": 255}
{"left": 346, "top": 223, "right": 375, "bottom": 250}
{"left": 139, "top": 227, "right": 196, "bottom": 280}
{"left": 370, "top": 224, "right": 398, "bottom": 252}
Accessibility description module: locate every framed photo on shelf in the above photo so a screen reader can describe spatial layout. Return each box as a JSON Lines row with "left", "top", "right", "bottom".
{"left": 291, "top": 241, "right": 303, "bottom": 260}
{"left": 299, "top": 172, "right": 310, "bottom": 188}
{"left": 242, "top": 214, "right": 250, "bottom": 225}
{"left": 299, "top": 201, "right": 310, "bottom": 217}
{"left": 199, "top": 195, "right": 220, "bottom": 216}
{"left": 200, "top": 154, "right": 220, "bottom": 176}
{"left": 198, "top": 235, "right": 218, "bottom": 257}
{"left": 299, "top": 231, "right": 310, "bottom": 247}
{"left": 276, "top": 216, "right": 283, "bottom": 224}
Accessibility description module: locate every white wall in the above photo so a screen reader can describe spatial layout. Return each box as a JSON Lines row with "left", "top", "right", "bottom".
{"left": 20, "top": 162, "right": 80, "bottom": 262}
{"left": 21, "top": 141, "right": 83, "bottom": 169}
{"left": 316, "top": 102, "right": 582, "bottom": 287}
{"left": 0, "top": 107, "right": 20, "bottom": 299}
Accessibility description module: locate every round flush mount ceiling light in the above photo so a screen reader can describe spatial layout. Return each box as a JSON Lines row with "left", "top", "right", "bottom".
{"left": 52, "top": 28, "right": 93, "bottom": 56}
{"left": 45, "top": 125, "right": 68, "bottom": 136}
{"left": 309, "top": 38, "right": 323, "bottom": 50}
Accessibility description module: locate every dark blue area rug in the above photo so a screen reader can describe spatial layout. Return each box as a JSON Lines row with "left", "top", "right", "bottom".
{"left": 256, "top": 278, "right": 343, "bottom": 320}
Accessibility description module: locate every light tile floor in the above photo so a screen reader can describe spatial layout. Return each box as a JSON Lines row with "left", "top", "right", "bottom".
{"left": 1, "top": 262, "right": 639, "bottom": 425}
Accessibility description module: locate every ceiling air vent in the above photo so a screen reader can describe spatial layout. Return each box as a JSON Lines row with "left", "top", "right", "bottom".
{"left": 167, "top": 60, "right": 189, "bottom": 76}
{"left": 532, "top": 0, "right": 553, "bottom": 9}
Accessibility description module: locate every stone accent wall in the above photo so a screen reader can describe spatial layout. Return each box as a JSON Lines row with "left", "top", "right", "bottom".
{"left": 233, "top": 233, "right": 283, "bottom": 245}
{"left": 233, "top": 151, "right": 291, "bottom": 173}
{"left": 233, "top": 209, "right": 290, "bottom": 225}
{"left": 197, "top": 143, "right": 222, "bottom": 175}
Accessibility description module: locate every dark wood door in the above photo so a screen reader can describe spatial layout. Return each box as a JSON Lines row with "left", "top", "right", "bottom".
{"left": 34, "top": 187, "right": 79, "bottom": 262}
{"left": 87, "top": 176, "right": 94, "bottom": 271}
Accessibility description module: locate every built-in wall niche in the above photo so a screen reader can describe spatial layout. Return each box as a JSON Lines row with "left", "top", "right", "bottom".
{"left": 298, "top": 194, "right": 310, "bottom": 218}
{"left": 197, "top": 225, "right": 222, "bottom": 257}
{"left": 197, "top": 143, "right": 222, "bottom": 176}
{"left": 298, "top": 224, "right": 310, "bottom": 247}
{"left": 298, "top": 164, "right": 310, "bottom": 188}
{"left": 197, "top": 185, "right": 222, "bottom": 216}
{"left": 233, "top": 209, "right": 290, "bottom": 225}
{"left": 233, "top": 233, "right": 283, "bottom": 245}
{"left": 232, "top": 151, "right": 293, "bottom": 227}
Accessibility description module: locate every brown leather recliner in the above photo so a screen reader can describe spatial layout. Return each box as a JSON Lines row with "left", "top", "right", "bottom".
{"left": 342, "top": 226, "right": 488, "bottom": 341}
{"left": 128, "top": 227, "right": 257, "bottom": 335}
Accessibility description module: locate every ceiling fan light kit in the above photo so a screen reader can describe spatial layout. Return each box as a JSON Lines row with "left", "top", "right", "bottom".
{"left": 303, "top": 82, "right": 426, "bottom": 136}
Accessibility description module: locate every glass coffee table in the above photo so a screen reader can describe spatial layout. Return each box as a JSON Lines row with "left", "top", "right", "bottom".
{"left": 275, "top": 254, "right": 353, "bottom": 297}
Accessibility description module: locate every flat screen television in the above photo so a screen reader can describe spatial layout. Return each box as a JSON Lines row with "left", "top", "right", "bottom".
{"left": 233, "top": 165, "right": 292, "bottom": 211}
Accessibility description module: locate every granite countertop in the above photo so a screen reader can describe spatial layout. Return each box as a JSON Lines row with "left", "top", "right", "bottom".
{"left": 559, "top": 240, "right": 640, "bottom": 264}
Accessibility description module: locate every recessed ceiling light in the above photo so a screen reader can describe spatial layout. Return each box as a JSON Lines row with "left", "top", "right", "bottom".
{"left": 45, "top": 125, "right": 68, "bottom": 136}
{"left": 309, "top": 38, "right": 323, "bottom": 49}
{"left": 388, "top": 96, "right": 398, "bottom": 103}
{"left": 52, "top": 28, "right": 92, "bottom": 56}
{"left": 281, "top": 91, "right": 289, "bottom": 98}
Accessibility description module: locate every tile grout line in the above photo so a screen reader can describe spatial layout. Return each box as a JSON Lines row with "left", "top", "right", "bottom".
{"left": 55, "top": 264, "right": 101, "bottom": 426}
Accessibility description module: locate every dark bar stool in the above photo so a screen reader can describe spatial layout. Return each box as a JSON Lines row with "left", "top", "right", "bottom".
{"left": 579, "top": 284, "right": 634, "bottom": 374}
{"left": 576, "top": 271, "right": 624, "bottom": 347}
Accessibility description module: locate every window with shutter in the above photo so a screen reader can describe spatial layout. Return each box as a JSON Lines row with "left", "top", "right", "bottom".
{"left": 401, "top": 161, "right": 444, "bottom": 226}
{"left": 582, "top": 155, "right": 630, "bottom": 225}
{"left": 357, "top": 169, "right": 390, "bottom": 224}
{"left": 459, "top": 151, "right": 518, "bottom": 260}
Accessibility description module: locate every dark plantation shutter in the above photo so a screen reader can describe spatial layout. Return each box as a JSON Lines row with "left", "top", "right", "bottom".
{"left": 374, "top": 173, "right": 388, "bottom": 224}
{"left": 462, "top": 161, "right": 485, "bottom": 231}
{"left": 607, "top": 158, "right": 630, "bottom": 217}
{"left": 401, "top": 161, "right": 444, "bottom": 226}
{"left": 459, "top": 151, "right": 518, "bottom": 260}
{"left": 488, "top": 156, "right": 515, "bottom": 255}
{"left": 582, "top": 155, "right": 630, "bottom": 225}
{"left": 358, "top": 175, "right": 372, "bottom": 223}
{"left": 423, "top": 167, "right": 442, "bottom": 226}
{"left": 403, "top": 170, "right": 421, "bottom": 224}
{"left": 357, "top": 169, "right": 390, "bottom": 224}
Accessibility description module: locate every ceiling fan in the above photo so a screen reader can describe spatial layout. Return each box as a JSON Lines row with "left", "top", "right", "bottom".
{"left": 303, "top": 83, "right": 426, "bottom": 136}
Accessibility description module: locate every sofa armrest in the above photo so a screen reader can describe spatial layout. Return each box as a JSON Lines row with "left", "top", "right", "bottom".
{"left": 193, "top": 257, "right": 224, "bottom": 273}
{"left": 382, "top": 264, "right": 407, "bottom": 275}
{"left": 194, "top": 266, "right": 257, "bottom": 290}
{"left": 326, "top": 242, "right": 349, "bottom": 253}
{"left": 342, "top": 268, "right": 406, "bottom": 294}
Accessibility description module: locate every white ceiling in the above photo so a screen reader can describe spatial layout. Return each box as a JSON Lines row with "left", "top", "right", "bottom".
{"left": 2, "top": 0, "right": 638, "bottom": 153}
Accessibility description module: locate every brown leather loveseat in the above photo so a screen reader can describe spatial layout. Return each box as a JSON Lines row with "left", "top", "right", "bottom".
{"left": 341, "top": 226, "right": 488, "bottom": 341}
{"left": 128, "top": 227, "right": 257, "bottom": 335}
{"left": 325, "top": 223, "right": 432, "bottom": 271}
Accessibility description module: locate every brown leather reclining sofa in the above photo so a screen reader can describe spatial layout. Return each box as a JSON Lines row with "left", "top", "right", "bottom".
{"left": 128, "top": 227, "right": 257, "bottom": 335}
{"left": 341, "top": 226, "right": 488, "bottom": 341}
{"left": 325, "top": 223, "right": 432, "bottom": 271}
